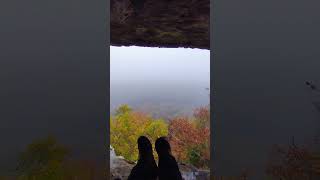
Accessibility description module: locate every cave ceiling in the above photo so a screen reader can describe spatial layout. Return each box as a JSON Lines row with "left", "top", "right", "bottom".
{"left": 111, "top": 0, "right": 210, "bottom": 49}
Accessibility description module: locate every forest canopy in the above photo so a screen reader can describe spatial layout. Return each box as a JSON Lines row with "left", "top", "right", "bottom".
{"left": 110, "top": 104, "right": 210, "bottom": 168}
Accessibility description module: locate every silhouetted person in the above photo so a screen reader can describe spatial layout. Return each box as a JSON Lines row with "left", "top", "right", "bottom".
{"left": 155, "top": 137, "right": 183, "bottom": 180}
{"left": 127, "top": 136, "right": 158, "bottom": 180}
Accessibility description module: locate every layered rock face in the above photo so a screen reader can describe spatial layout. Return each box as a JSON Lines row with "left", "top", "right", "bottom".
{"left": 111, "top": 0, "right": 209, "bottom": 49}
{"left": 110, "top": 146, "right": 210, "bottom": 180}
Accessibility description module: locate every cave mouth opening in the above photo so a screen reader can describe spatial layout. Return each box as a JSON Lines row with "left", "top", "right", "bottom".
{"left": 110, "top": 45, "right": 211, "bottom": 178}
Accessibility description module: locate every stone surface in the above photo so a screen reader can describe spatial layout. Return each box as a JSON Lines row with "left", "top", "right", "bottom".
{"left": 111, "top": 0, "right": 209, "bottom": 49}
{"left": 110, "top": 146, "right": 135, "bottom": 179}
{"left": 110, "top": 146, "right": 210, "bottom": 180}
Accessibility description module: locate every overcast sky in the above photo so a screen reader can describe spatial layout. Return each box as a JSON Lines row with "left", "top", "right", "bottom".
{"left": 110, "top": 46, "right": 210, "bottom": 115}
{"left": 111, "top": 46, "right": 210, "bottom": 85}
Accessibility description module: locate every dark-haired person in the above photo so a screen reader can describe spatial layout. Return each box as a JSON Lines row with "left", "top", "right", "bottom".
{"left": 127, "top": 136, "right": 158, "bottom": 180}
{"left": 155, "top": 137, "right": 183, "bottom": 180}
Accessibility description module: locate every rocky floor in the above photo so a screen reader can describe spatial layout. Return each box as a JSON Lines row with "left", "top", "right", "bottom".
{"left": 110, "top": 146, "right": 210, "bottom": 180}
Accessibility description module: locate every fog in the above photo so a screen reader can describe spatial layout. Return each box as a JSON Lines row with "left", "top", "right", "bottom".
{"left": 111, "top": 46, "right": 210, "bottom": 118}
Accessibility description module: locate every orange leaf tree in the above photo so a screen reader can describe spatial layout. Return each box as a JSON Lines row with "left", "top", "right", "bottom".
{"left": 168, "top": 106, "right": 210, "bottom": 168}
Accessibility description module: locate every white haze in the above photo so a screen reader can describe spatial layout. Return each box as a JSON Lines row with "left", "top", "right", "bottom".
{"left": 110, "top": 46, "right": 210, "bottom": 118}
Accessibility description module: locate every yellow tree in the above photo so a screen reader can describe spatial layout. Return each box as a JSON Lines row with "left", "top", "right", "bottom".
{"left": 110, "top": 105, "right": 168, "bottom": 162}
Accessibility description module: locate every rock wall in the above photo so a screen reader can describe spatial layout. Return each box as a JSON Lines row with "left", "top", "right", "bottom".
{"left": 111, "top": 0, "right": 209, "bottom": 49}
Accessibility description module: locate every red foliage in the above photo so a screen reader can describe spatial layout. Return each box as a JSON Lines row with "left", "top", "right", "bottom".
{"left": 168, "top": 116, "right": 210, "bottom": 166}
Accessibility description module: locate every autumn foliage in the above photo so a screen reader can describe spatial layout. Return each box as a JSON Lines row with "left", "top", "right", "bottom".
{"left": 168, "top": 106, "right": 210, "bottom": 168}
{"left": 193, "top": 106, "right": 210, "bottom": 128}
{"left": 110, "top": 105, "right": 168, "bottom": 162}
{"left": 110, "top": 104, "right": 210, "bottom": 168}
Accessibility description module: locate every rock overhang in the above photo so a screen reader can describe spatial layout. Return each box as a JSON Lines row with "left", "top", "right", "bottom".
{"left": 111, "top": 0, "right": 210, "bottom": 49}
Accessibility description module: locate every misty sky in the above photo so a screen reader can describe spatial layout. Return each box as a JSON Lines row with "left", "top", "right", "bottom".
{"left": 111, "top": 46, "right": 209, "bottom": 85}
{"left": 110, "top": 46, "right": 210, "bottom": 116}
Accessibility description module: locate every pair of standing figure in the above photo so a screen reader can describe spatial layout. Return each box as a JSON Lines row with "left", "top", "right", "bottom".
{"left": 127, "top": 136, "right": 183, "bottom": 180}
